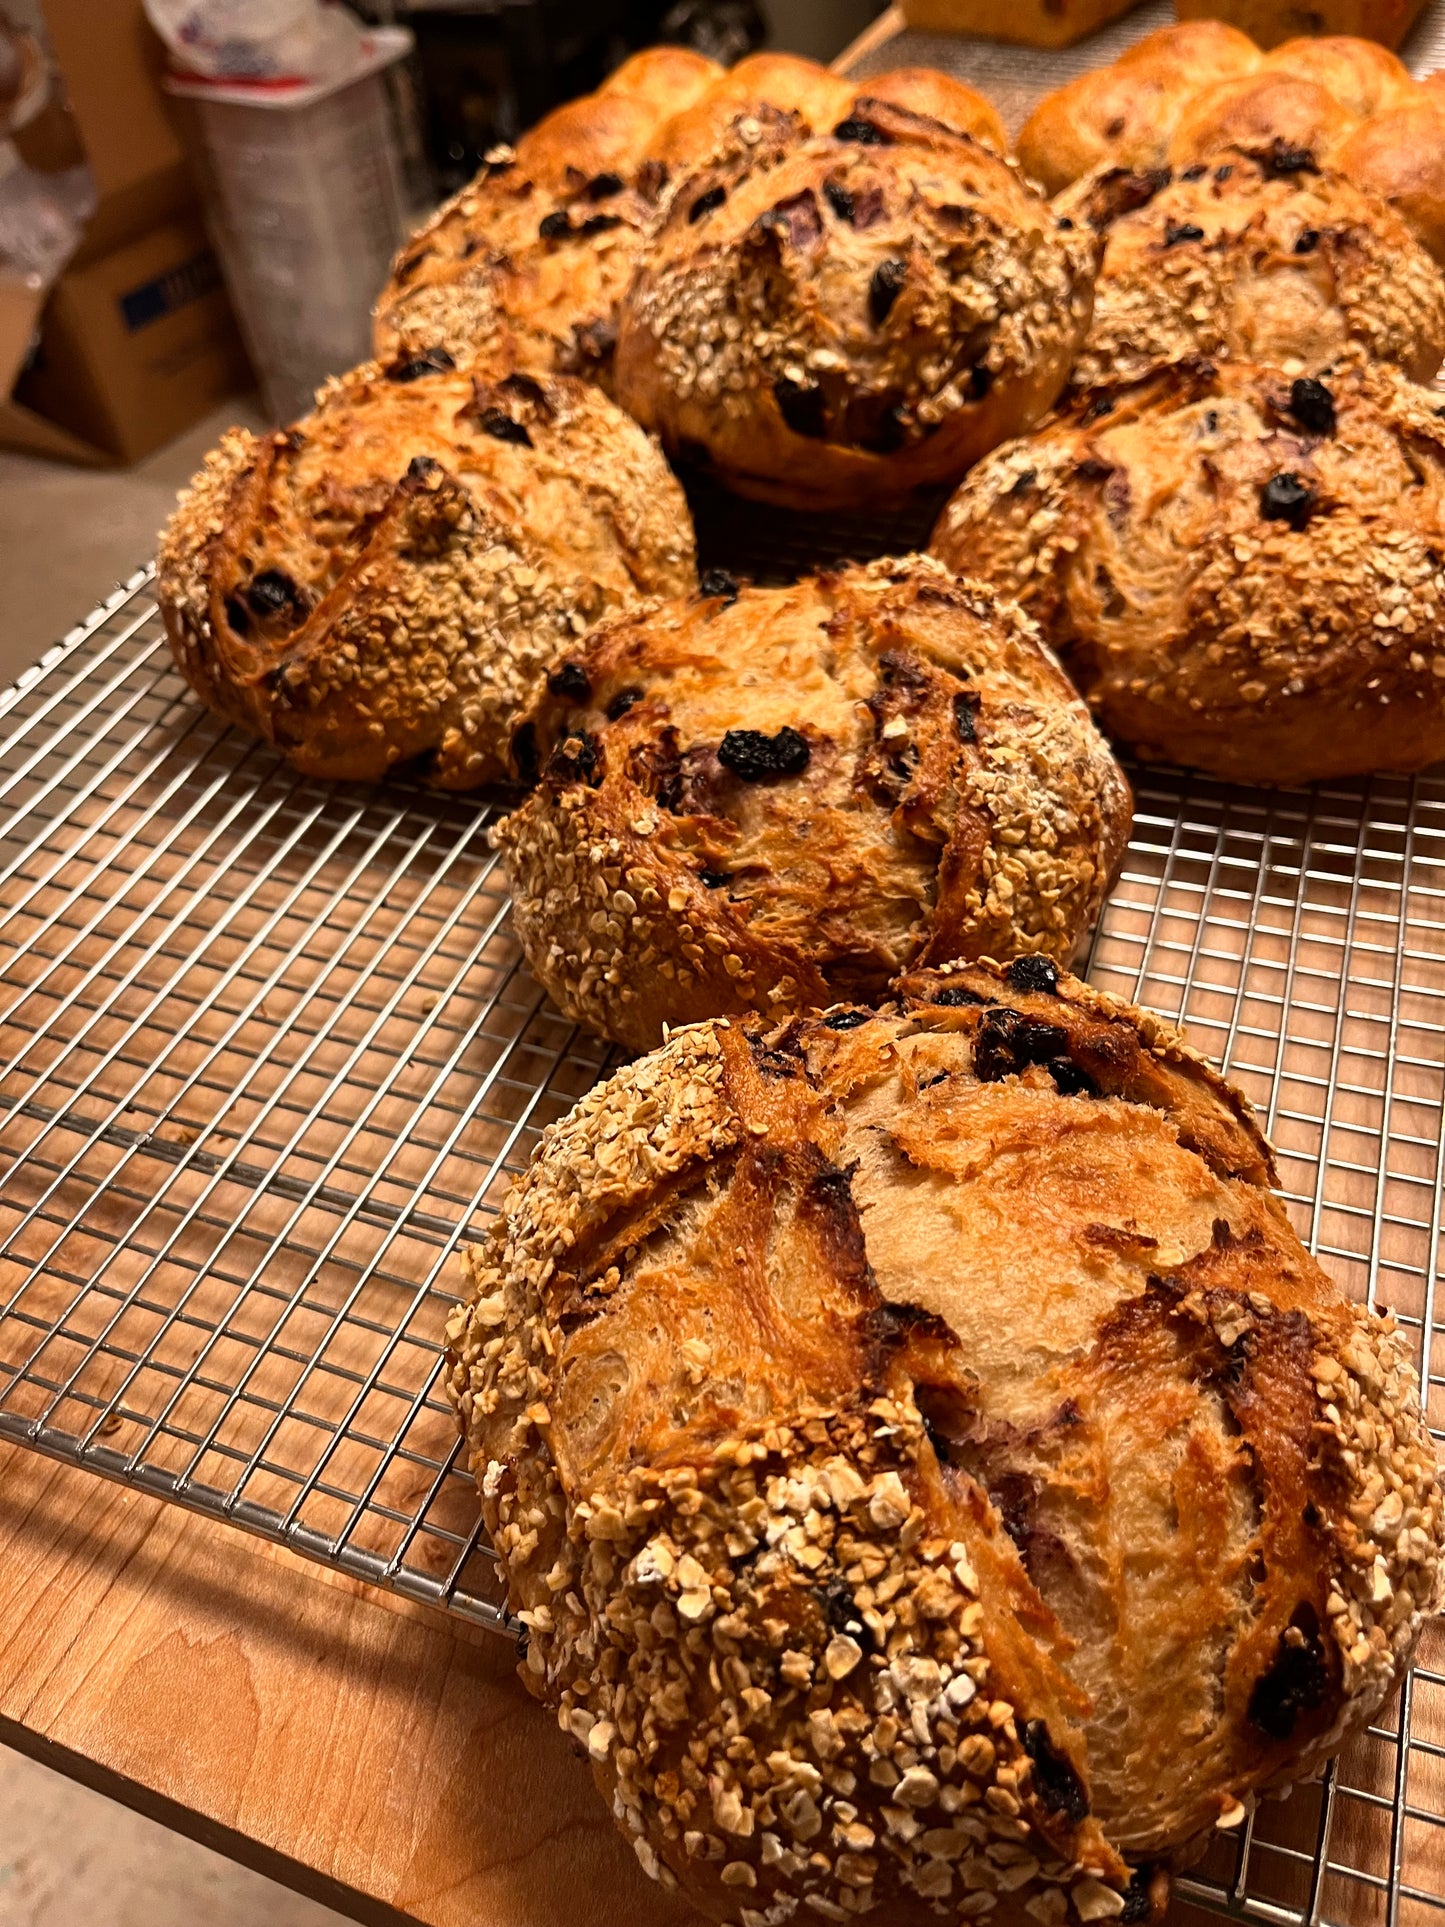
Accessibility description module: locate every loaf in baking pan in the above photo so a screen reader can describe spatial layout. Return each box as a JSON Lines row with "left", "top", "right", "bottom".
{"left": 495, "top": 555, "right": 1130, "bottom": 1052}
{"left": 157, "top": 357, "right": 695, "bottom": 788}
{"left": 1056, "top": 145, "right": 1445, "bottom": 387}
{"left": 1175, "top": 0, "right": 1430, "bottom": 52}
{"left": 931, "top": 357, "right": 1445, "bottom": 786}
{"left": 446, "top": 956, "right": 1443, "bottom": 1927}
{"left": 372, "top": 46, "right": 721, "bottom": 386}
{"left": 615, "top": 100, "right": 1095, "bottom": 509}
{"left": 896, "top": 0, "right": 1139, "bottom": 52}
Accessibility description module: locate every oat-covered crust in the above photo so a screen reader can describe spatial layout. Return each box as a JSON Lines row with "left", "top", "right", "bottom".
{"left": 494, "top": 555, "right": 1130, "bottom": 1054}
{"left": 614, "top": 101, "right": 1096, "bottom": 511}
{"left": 156, "top": 358, "right": 695, "bottom": 787}
{"left": 372, "top": 49, "right": 721, "bottom": 385}
{"left": 931, "top": 357, "right": 1445, "bottom": 786}
{"left": 445, "top": 957, "right": 1443, "bottom": 1927}
{"left": 1057, "top": 145, "right": 1445, "bottom": 387}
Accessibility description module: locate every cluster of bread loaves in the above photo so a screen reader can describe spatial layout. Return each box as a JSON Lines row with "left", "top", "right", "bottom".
{"left": 153, "top": 43, "right": 1445, "bottom": 1927}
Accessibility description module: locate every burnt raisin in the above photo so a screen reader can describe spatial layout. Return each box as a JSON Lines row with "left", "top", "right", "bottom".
{"left": 699, "top": 567, "right": 739, "bottom": 601}
{"left": 1182, "top": 163, "right": 1208, "bottom": 180}
{"left": 478, "top": 409, "right": 532, "bottom": 447}
{"left": 406, "top": 453, "right": 442, "bottom": 482}
{"left": 1162, "top": 220, "right": 1204, "bottom": 247}
{"left": 1021, "top": 1721, "right": 1090, "bottom": 1824}
{"left": 932, "top": 982, "right": 987, "bottom": 1007}
{"left": 538, "top": 210, "right": 573, "bottom": 239}
{"left": 689, "top": 184, "right": 727, "bottom": 222}
{"left": 606, "top": 686, "right": 643, "bottom": 720}
{"left": 1260, "top": 471, "right": 1316, "bottom": 530}
{"left": 386, "top": 346, "right": 456, "bottom": 381}
{"left": 869, "top": 258, "right": 906, "bottom": 325}
{"left": 774, "top": 377, "right": 827, "bottom": 439}
{"left": 824, "top": 180, "right": 855, "bottom": 221}
{"left": 1006, "top": 954, "right": 1059, "bottom": 995}
{"left": 577, "top": 213, "right": 623, "bottom": 237}
{"left": 547, "top": 662, "right": 591, "bottom": 701}
{"left": 833, "top": 116, "right": 889, "bottom": 144}
{"left": 1120, "top": 1868, "right": 1156, "bottom": 1924}
{"left": 1082, "top": 394, "right": 1114, "bottom": 424}
{"left": 1214, "top": 163, "right": 1234, "bottom": 181}
{"left": 954, "top": 691, "right": 978, "bottom": 744}
{"left": 717, "top": 726, "right": 811, "bottom": 780}
{"left": 512, "top": 721, "right": 539, "bottom": 786}
{"left": 1248, "top": 1606, "right": 1329, "bottom": 1739}
{"left": 1049, "top": 1057, "right": 1097, "bottom": 1097}
{"left": 969, "top": 363, "right": 994, "bottom": 400}
{"left": 1288, "top": 376, "right": 1335, "bottom": 437}
{"left": 824, "top": 1009, "right": 873, "bottom": 1029}
{"left": 245, "top": 569, "right": 305, "bottom": 620}
{"left": 1264, "top": 139, "right": 1318, "bottom": 177}
{"left": 974, "top": 1008, "right": 1068, "bottom": 1081}
{"left": 586, "top": 171, "right": 623, "bottom": 199}
{"left": 224, "top": 594, "right": 252, "bottom": 636}
{"left": 548, "top": 730, "right": 599, "bottom": 785}
{"left": 699, "top": 868, "right": 731, "bottom": 888}
{"left": 1294, "top": 227, "right": 1319, "bottom": 254}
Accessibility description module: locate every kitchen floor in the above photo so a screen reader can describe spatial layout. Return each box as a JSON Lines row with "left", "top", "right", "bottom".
{"left": 0, "top": 394, "right": 350, "bottom": 1927}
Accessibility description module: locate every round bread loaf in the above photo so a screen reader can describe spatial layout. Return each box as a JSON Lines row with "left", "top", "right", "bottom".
{"left": 445, "top": 957, "right": 1443, "bottom": 1927}
{"left": 373, "top": 47, "right": 721, "bottom": 383}
{"left": 644, "top": 51, "right": 858, "bottom": 172}
{"left": 930, "top": 357, "right": 1445, "bottom": 786}
{"left": 1165, "top": 72, "right": 1358, "bottom": 168}
{"left": 614, "top": 101, "right": 1095, "bottom": 510}
{"left": 1015, "top": 21, "right": 1261, "bottom": 194}
{"left": 1336, "top": 96, "right": 1445, "bottom": 265}
{"left": 495, "top": 555, "right": 1130, "bottom": 1052}
{"left": 1260, "top": 35, "right": 1413, "bottom": 116}
{"left": 1056, "top": 145, "right": 1445, "bottom": 387}
{"left": 157, "top": 358, "right": 696, "bottom": 787}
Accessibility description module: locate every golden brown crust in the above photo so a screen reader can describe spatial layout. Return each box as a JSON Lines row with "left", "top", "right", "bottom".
{"left": 851, "top": 67, "right": 1007, "bottom": 155}
{"left": 494, "top": 555, "right": 1131, "bottom": 1053}
{"left": 1336, "top": 96, "right": 1445, "bottom": 266}
{"left": 1259, "top": 35, "right": 1414, "bottom": 116}
{"left": 896, "top": 0, "right": 1138, "bottom": 52}
{"left": 1015, "top": 22, "right": 1261, "bottom": 195}
{"left": 1165, "top": 71, "right": 1358, "bottom": 168}
{"left": 156, "top": 359, "right": 695, "bottom": 788}
{"left": 1056, "top": 146, "right": 1445, "bottom": 387}
{"left": 445, "top": 958, "right": 1443, "bottom": 1927}
{"left": 372, "top": 48, "right": 721, "bottom": 384}
{"left": 644, "top": 53, "right": 858, "bottom": 174}
{"left": 930, "top": 356, "right": 1445, "bottom": 786}
{"left": 615, "top": 102, "right": 1096, "bottom": 511}
{"left": 1175, "top": 0, "right": 1428, "bottom": 51}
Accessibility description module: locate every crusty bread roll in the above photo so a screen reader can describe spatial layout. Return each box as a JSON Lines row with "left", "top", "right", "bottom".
{"left": 896, "top": 0, "right": 1137, "bottom": 51}
{"left": 446, "top": 956, "right": 1443, "bottom": 1927}
{"left": 373, "top": 47, "right": 720, "bottom": 384}
{"left": 850, "top": 67, "right": 1007, "bottom": 153}
{"left": 1016, "top": 22, "right": 1260, "bottom": 194}
{"left": 496, "top": 555, "right": 1130, "bottom": 1052}
{"left": 1261, "top": 34, "right": 1413, "bottom": 116}
{"left": 1057, "top": 146, "right": 1445, "bottom": 386}
{"left": 1166, "top": 72, "right": 1358, "bottom": 166}
{"left": 1175, "top": 0, "right": 1429, "bottom": 51}
{"left": 930, "top": 358, "right": 1445, "bottom": 787}
{"left": 1336, "top": 96, "right": 1445, "bottom": 265}
{"left": 615, "top": 102, "right": 1095, "bottom": 510}
{"left": 157, "top": 358, "right": 695, "bottom": 788}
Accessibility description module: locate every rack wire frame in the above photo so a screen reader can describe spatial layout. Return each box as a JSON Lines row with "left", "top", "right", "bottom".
{"left": 0, "top": 566, "right": 1443, "bottom": 1927}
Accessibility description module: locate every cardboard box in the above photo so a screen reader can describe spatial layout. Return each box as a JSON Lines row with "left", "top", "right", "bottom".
{"left": 0, "top": 0, "right": 251, "bottom": 465}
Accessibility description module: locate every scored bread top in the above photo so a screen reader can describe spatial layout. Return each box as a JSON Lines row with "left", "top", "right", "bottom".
{"left": 446, "top": 958, "right": 1443, "bottom": 1927}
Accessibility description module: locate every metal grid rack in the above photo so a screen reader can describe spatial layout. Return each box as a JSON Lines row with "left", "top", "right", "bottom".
{"left": 1, "top": 562, "right": 1443, "bottom": 1927}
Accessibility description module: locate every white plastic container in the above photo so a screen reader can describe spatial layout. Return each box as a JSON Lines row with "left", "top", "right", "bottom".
{"left": 168, "top": 27, "right": 414, "bottom": 423}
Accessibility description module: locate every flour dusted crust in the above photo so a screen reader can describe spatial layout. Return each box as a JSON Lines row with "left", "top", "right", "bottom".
{"left": 614, "top": 101, "right": 1095, "bottom": 511}
{"left": 156, "top": 358, "right": 695, "bottom": 787}
{"left": 930, "top": 357, "right": 1445, "bottom": 786}
{"left": 445, "top": 957, "right": 1444, "bottom": 1927}
{"left": 1057, "top": 146, "right": 1445, "bottom": 388}
{"left": 494, "top": 554, "right": 1130, "bottom": 1052}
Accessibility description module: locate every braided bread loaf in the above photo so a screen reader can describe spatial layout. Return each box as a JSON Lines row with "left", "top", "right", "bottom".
{"left": 446, "top": 958, "right": 1443, "bottom": 1927}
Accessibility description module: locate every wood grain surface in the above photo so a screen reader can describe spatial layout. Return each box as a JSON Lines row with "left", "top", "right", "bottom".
{"left": 0, "top": 1440, "right": 694, "bottom": 1927}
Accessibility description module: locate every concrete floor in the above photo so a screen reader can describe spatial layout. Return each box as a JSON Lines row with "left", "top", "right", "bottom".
{"left": 0, "top": 395, "right": 352, "bottom": 1927}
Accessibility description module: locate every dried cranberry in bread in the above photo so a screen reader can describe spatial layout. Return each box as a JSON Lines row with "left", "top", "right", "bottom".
{"left": 615, "top": 102, "right": 1095, "bottom": 510}
{"left": 1056, "top": 145, "right": 1445, "bottom": 387}
{"left": 445, "top": 958, "right": 1443, "bottom": 1927}
{"left": 372, "top": 47, "right": 720, "bottom": 384}
{"left": 495, "top": 556, "right": 1129, "bottom": 1052}
{"left": 931, "top": 358, "right": 1445, "bottom": 786}
{"left": 156, "top": 358, "right": 695, "bottom": 787}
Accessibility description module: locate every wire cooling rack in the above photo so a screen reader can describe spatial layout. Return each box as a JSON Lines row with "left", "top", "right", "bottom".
{"left": 1, "top": 561, "right": 1443, "bottom": 1927}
